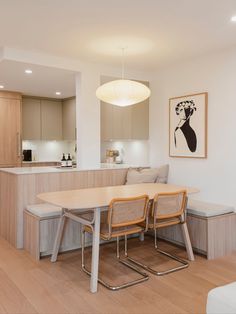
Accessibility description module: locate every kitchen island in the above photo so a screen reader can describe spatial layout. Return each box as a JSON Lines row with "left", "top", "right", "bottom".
{"left": 0, "top": 164, "right": 132, "bottom": 249}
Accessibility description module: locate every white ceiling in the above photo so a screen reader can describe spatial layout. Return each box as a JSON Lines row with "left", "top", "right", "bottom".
{"left": 1, "top": 0, "right": 236, "bottom": 71}
{"left": 0, "top": 60, "right": 76, "bottom": 98}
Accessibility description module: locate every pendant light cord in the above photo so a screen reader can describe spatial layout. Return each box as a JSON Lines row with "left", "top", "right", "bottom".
{"left": 121, "top": 47, "right": 125, "bottom": 79}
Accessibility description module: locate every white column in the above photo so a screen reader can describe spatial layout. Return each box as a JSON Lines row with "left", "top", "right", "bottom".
{"left": 75, "top": 70, "right": 100, "bottom": 169}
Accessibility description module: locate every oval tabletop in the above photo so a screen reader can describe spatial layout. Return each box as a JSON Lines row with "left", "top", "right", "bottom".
{"left": 37, "top": 183, "right": 199, "bottom": 210}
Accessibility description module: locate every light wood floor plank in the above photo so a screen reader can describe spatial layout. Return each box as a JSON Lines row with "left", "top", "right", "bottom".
{"left": 0, "top": 236, "right": 235, "bottom": 314}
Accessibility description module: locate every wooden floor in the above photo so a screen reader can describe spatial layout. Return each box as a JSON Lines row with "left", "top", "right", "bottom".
{"left": 0, "top": 237, "right": 236, "bottom": 314}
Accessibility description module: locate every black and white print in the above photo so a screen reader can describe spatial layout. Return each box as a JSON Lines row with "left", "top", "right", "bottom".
{"left": 169, "top": 93, "right": 207, "bottom": 158}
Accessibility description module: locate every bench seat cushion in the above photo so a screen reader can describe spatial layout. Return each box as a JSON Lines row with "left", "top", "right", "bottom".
{"left": 207, "top": 282, "right": 236, "bottom": 314}
{"left": 26, "top": 203, "right": 62, "bottom": 218}
{"left": 187, "top": 199, "right": 234, "bottom": 217}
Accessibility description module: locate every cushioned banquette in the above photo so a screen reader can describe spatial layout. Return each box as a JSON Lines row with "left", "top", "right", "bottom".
{"left": 24, "top": 164, "right": 236, "bottom": 261}
{"left": 158, "top": 198, "right": 236, "bottom": 259}
{"left": 23, "top": 165, "right": 169, "bottom": 260}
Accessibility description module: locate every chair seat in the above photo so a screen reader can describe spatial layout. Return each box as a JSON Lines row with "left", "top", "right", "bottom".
{"left": 140, "top": 216, "right": 180, "bottom": 229}
{"left": 85, "top": 223, "right": 143, "bottom": 240}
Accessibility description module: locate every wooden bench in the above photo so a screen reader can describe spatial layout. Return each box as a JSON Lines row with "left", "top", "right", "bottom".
{"left": 24, "top": 204, "right": 86, "bottom": 260}
{"left": 157, "top": 199, "right": 236, "bottom": 259}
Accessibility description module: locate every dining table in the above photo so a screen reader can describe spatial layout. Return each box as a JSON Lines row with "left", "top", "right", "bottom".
{"left": 37, "top": 182, "right": 198, "bottom": 293}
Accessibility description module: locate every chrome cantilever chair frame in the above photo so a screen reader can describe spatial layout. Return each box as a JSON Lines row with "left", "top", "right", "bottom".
{"left": 81, "top": 195, "right": 150, "bottom": 291}
{"left": 128, "top": 191, "right": 192, "bottom": 276}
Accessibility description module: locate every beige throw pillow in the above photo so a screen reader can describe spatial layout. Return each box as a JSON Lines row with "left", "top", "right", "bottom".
{"left": 125, "top": 165, "right": 169, "bottom": 185}
{"left": 155, "top": 164, "right": 169, "bottom": 183}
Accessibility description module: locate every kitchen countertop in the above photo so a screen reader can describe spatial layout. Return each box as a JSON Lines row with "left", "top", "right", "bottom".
{"left": 0, "top": 163, "right": 145, "bottom": 175}
{"left": 22, "top": 160, "right": 60, "bottom": 163}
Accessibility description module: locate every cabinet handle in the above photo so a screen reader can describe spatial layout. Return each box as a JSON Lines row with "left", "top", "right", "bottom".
{"left": 17, "top": 132, "right": 21, "bottom": 158}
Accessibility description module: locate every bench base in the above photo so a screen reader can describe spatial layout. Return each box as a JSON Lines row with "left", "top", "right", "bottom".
{"left": 23, "top": 210, "right": 92, "bottom": 260}
{"left": 157, "top": 212, "right": 236, "bottom": 260}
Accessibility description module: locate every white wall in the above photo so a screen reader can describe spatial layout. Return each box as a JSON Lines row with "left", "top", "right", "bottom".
{"left": 101, "top": 140, "right": 149, "bottom": 166}
{"left": 150, "top": 47, "right": 236, "bottom": 207}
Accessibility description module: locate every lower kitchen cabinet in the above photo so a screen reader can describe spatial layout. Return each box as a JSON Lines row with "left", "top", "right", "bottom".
{"left": 0, "top": 91, "right": 22, "bottom": 167}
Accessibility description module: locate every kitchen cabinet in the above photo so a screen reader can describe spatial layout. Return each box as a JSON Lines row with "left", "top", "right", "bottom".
{"left": 22, "top": 97, "right": 63, "bottom": 140}
{"left": 41, "top": 100, "right": 62, "bottom": 140}
{"left": 22, "top": 98, "right": 41, "bottom": 140}
{"left": 100, "top": 77, "right": 149, "bottom": 141}
{"left": 101, "top": 98, "right": 149, "bottom": 141}
{"left": 62, "top": 97, "right": 76, "bottom": 140}
{"left": 131, "top": 98, "right": 149, "bottom": 140}
{"left": 0, "top": 91, "right": 22, "bottom": 167}
{"left": 101, "top": 102, "right": 113, "bottom": 141}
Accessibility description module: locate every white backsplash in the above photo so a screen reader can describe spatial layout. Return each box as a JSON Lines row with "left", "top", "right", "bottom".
{"left": 101, "top": 140, "right": 149, "bottom": 166}
{"left": 22, "top": 140, "right": 76, "bottom": 162}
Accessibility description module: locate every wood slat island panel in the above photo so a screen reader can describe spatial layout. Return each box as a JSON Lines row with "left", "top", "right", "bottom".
{"left": 0, "top": 167, "right": 128, "bottom": 248}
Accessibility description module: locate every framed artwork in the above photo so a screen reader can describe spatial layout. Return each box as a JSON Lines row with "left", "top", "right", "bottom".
{"left": 169, "top": 92, "right": 208, "bottom": 158}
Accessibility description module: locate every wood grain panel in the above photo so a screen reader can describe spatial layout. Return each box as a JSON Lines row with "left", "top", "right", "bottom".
{"left": 207, "top": 213, "right": 236, "bottom": 259}
{"left": 0, "top": 168, "right": 128, "bottom": 248}
{"left": 158, "top": 213, "right": 236, "bottom": 259}
{"left": 0, "top": 92, "right": 22, "bottom": 166}
{"left": 0, "top": 172, "right": 17, "bottom": 246}
{"left": 2, "top": 236, "right": 236, "bottom": 313}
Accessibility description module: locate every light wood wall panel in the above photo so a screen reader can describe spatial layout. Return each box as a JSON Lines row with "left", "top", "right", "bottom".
{"left": 158, "top": 213, "right": 236, "bottom": 259}
{"left": 0, "top": 168, "right": 128, "bottom": 248}
{"left": 0, "top": 92, "right": 22, "bottom": 167}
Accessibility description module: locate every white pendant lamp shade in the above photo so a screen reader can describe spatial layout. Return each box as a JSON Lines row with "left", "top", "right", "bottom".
{"left": 96, "top": 79, "right": 151, "bottom": 107}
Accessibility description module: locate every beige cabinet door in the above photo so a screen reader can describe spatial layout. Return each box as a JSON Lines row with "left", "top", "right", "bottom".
{"left": 62, "top": 98, "right": 76, "bottom": 140}
{"left": 101, "top": 102, "right": 113, "bottom": 141}
{"left": 112, "top": 105, "right": 132, "bottom": 140}
{"left": 131, "top": 100, "right": 149, "bottom": 140}
{"left": 100, "top": 78, "right": 149, "bottom": 140}
{"left": 0, "top": 93, "right": 22, "bottom": 167}
{"left": 22, "top": 98, "right": 41, "bottom": 140}
{"left": 41, "top": 100, "right": 62, "bottom": 140}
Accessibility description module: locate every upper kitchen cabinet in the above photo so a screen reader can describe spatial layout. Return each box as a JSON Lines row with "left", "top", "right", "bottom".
{"left": 100, "top": 81, "right": 149, "bottom": 141}
{"left": 62, "top": 97, "right": 76, "bottom": 140}
{"left": 131, "top": 98, "right": 149, "bottom": 140}
{"left": 101, "top": 101, "right": 149, "bottom": 141}
{"left": 22, "top": 97, "right": 63, "bottom": 140}
{"left": 22, "top": 98, "right": 41, "bottom": 140}
{"left": 41, "top": 99, "right": 62, "bottom": 140}
{"left": 111, "top": 105, "right": 132, "bottom": 140}
{"left": 0, "top": 91, "right": 22, "bottom": 167}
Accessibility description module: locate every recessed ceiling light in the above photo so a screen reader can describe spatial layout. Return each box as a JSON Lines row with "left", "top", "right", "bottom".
{"left": 55, "top": 92, "right": 61, "bottom": 95}
{"left": 231, "top": 16, "right": 236, "bottom": 22}
{"left": 0, "top": 85, "right": 4, "bottom": 89}
{"left": 25, "top": 69, "right": 32, "bottom": 74}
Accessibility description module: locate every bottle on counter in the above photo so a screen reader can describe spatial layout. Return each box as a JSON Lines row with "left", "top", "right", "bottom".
{"left": 67, "top": 153, "right": 72, "bottom": 167}
{"left": 61, "top": 153, "right": 67, "bottom": 167}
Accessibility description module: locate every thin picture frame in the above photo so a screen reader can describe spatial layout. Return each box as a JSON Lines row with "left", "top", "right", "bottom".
{"left": 169, "top": 92, "right": 208, "bottom": 158}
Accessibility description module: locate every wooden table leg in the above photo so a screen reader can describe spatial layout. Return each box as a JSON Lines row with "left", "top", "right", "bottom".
{"left": 51, "top": 210, "right": 66, "bottom": 262}
{"left": 90, "top": 208, "right": 101, "bottom": 293}
{"left": 181, "top": 222, "right": 195, "bottom": 261}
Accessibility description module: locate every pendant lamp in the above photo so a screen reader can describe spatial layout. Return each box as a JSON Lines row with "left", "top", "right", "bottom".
{"left": 96, "top": 49, "right": 151, "bottom": 107}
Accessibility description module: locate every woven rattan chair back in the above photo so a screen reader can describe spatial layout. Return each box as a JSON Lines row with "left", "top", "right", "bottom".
{"left": 107, "top": 195, "right": 149, "bottom": 234}
{"left": 152, "top": 190, "right": 187, "bottom": 220}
